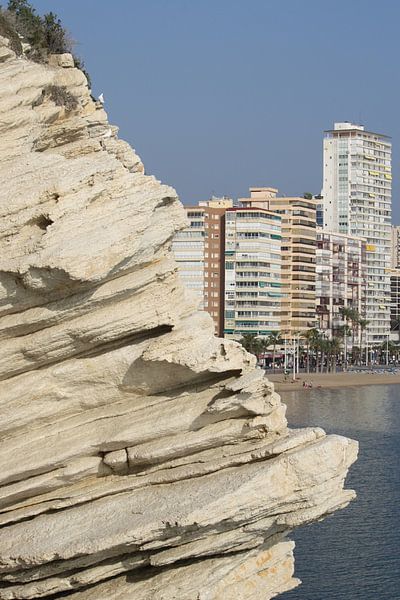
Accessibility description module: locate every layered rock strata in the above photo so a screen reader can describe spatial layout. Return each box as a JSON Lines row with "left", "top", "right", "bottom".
{"left": 0, "top": 34, "right": 358, "bottom": 599}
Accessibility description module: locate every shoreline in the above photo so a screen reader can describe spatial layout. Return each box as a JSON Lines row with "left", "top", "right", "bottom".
{"left": 267, "top": 371, "right": 400, "bottom": 392}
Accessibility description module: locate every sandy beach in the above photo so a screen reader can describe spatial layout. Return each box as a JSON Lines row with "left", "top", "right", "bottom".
{"left": 268, "top": 371, "right": 400, "bottom": 392}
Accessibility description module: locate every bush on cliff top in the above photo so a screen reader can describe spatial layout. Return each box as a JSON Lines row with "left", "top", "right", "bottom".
{"left": 0, "top": 10, "right": 22, "bottom": 54}
{"left": 0, "top": 0, "right": 91, "bottom": 86}
{"left": 6, "top": 0, "right": 71, "bottom": 58}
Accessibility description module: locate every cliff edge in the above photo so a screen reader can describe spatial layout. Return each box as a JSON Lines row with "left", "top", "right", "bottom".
{"left": 0, "top": 35, "right": 358, "bottom": 599}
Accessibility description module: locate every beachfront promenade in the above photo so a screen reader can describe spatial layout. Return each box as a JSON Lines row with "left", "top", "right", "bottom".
{"left": 268, "top": 370, "right": 400, "bottom": 391}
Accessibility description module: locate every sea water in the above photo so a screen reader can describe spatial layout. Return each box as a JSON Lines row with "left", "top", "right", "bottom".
{"left": 281, "top": 384, "right": 400, "bottom": 600}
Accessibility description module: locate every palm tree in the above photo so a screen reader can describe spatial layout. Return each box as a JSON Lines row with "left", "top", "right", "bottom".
{"left": 302, "top": 328, "right": 320, "bottom": 373}
{"left": 339, "top": 306, "right": 354, "bottom": 371}
{"left": 337, "top": 310, "right": 353, "bottom": 370}
{"left": 393, "top": 342, "right": 400, "bottom": 363}
{"left": 358, "top": 318, "right": 369, "bottom": 366}
{"left": 311, "top": 332, "right": 327, "bottom": 373}
{"left": 258, "top": 336, "right": 271, "bottom": 368}
{"left": 349, "top": 309, "right": 360, "bottom": 363}
{"left": 328, "top": 337, "right": 341, "bottom": 372}
{"left": 267, "top": 331, "right": 283, "bottom": 373}
{"left": 238, "top": 333, "right": 261, "bottom": 357}
{"left": 379, "top": 339, "right": 397, "bottom": 365}
{"left": 318, "top": 336, "right": 330, "bottom": 373}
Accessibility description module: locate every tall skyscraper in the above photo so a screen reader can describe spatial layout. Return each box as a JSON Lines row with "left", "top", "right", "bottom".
{"left": 390, "top": 225, "right": 400, "bottom": 269}
{"left": 322, "top": 122, "right": 392, "bottom": 343}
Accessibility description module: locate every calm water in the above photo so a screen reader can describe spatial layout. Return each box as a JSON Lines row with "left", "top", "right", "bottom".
{"left": 281, "top": 384, "right": 400, "bottom": 600}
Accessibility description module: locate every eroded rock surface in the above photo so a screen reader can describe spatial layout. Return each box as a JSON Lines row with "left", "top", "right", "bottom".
{"left": 0, "top": 34, "right": 358, "bottom": 599}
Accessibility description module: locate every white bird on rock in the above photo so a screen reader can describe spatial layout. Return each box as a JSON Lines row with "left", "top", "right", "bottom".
{"left": 98, "top": 93, "right": 104, "bottom": 104}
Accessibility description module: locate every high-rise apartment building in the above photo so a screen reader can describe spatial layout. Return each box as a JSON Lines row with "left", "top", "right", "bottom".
{"left": 172, "top": 208, "right": 205, "bottom": 308}
{"left": 390, "top": 225, "right": 400, "bottom": 269}
{"left": 322, "top": 122, "right": 392, "bottom": 343}
{"left": 239, "top": 188, "right": 317, "bottom": 339}
{"left": 315, "top": 195, "right": 324, "bottom": 227}
{"left": 172, "top": 197, "right": 232, "bottom": 336}
{"left": 388, "top": 269, "right": 400, "bottom": 334}
{"left": 224, "top": 207, "right": 282, "bottom": 338}
{"left": 316, "top": 230, "right": 366, "bottom": 342}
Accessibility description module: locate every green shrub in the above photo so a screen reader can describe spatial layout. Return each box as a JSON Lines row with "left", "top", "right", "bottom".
{"left": 3, "top": 1, "right": 90, "bottom": 85}
{"left": 47, "top": 85, "right": 78, "bottom": 111}
{"left": 0, "top": 9, "right": 23, "bottom": 54}
{"left": 7, "top": 1, "right": 72, "bottom": 60}
{"left": 6, "top": 0, "right": 46, "bottom": 59}
{"left": 42, "top": 11, "right": 71, "bottom": 54}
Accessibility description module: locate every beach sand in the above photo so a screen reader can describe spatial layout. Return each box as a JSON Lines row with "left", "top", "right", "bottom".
{"left": 268, "top": 370, "right": 400, "bottom": 392}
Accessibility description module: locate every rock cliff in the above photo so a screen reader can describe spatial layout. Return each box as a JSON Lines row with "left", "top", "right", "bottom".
{"left": 0, "top": 34, "right": 358, "bottom": 599}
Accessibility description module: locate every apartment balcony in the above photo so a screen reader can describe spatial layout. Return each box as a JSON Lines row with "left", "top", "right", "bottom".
{"left": 236, "top": 302, "right": 280, "bottom": 309}
{"left": 316, "top": 305, "right": 329, "bottom": 314}
{"left": 236, "top": 266, "right": 281, "bottom": 273}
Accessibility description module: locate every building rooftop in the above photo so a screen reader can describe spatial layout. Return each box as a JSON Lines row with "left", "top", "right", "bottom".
{"left": 199, "top": 196, "right": 233, "bottom": 208}
{"left": 334, "top": 122, "right": 364, "bottom": 131}
{"left": 248, "top": 187, "right": 278, "bottom": 195}
{"left": 324, "top": 122, "right": 391, "bottom": 139}
{"left": 226, "top": 206, "right": 281, "bottom": 218}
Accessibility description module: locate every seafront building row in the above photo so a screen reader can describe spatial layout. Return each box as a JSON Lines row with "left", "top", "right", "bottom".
{"left": 173, "top": 190, "right": 369, "bottom": 345}
{"left": 173, "top": 122, "right": 399, "bottom": 346}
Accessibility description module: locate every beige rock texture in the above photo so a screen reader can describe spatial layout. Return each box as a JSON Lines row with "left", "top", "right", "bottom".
{"left": 0, "top": 34, "right": 358, "bottom": 599}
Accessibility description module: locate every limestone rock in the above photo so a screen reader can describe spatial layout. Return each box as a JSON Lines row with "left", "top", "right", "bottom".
{"left": 0, "top": 34, "right": 358, "bottom": 599}
{"left": 48, "top": 53, "right": 75, "bottom": 68}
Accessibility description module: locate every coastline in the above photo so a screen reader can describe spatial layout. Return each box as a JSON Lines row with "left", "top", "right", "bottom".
{"left": 268, "top": 371, "right": 400, "bottom": 392}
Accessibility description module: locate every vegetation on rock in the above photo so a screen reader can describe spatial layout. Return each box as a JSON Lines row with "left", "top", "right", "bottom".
{"left": 0, "top": 9, "right": 22, "bottom": 53}
{"left": 47, "top": 85, "right": 79, "bottom": 111}
{"left": 0, "top": 0, "right": 91, "bottom": 86}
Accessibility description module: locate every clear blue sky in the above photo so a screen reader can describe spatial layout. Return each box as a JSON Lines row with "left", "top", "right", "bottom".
{"left": 31, "top": 0, "right": 400, "bottom": 221}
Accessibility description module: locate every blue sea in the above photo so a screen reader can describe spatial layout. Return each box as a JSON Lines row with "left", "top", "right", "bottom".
{"left": 281, "top": 384, "right": 400, "bottom": 600}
